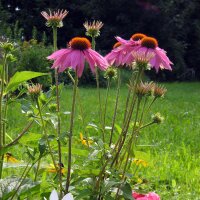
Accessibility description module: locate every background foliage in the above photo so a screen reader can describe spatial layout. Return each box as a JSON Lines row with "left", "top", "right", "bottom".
{"left": 0, "top": 0, "right": 200, "bottom": 81}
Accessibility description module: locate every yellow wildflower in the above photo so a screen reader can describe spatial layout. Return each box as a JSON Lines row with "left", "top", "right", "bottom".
{"left": 4, "top": 153, "right": 20, "bottom": 163}
{"left": 80, "top": 132, "right": 93, "bottom": 146}
{"left": 133, "top": 158, "right": 148, "bottom": 167}
{"left": 46, "top": 163, "right": 66, "bottom": 175}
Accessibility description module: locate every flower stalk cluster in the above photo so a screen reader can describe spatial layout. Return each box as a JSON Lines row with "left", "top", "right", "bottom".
{"left": 0, "top": 8, "right": 172, "bottom": 200}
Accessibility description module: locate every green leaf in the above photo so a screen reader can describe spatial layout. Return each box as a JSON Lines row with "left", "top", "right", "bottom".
{"left": 121, "top": 183, "right": 134, "bottom": 200}
{"left": 75, "top": 189, "right": 93, "bottom": 199}
{"left": 101, "top": 180, "right": 120, "bottom": 194}
{"left": 5, "top": 71, "right": 48, "bottom": 94}
{"left": 19, "top": 132, "right": 42, "bottom": 148}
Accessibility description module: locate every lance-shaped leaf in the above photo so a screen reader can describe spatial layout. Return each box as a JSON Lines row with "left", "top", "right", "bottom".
{"left": 4, "top": 71, "right": 48, "bottom": 94}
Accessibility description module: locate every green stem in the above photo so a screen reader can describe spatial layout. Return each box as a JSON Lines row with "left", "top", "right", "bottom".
{"left": 5, "top": 98, "right": 53, "bottom": 148}
{"left": 115, "top": 98, "right": 141, "bottom": 200}
{"left": 66, "top": 73, "right": 78, "bottom": 193}
{"left": 53, "top": 26, "right": 63, "bottom": 197}
{"left": 139, "top": 121, "right": 155, "bottom": 130}
{"left": 0, "top": 53, "right": 7, "bottom": 179}
{"left": 34, "top": 158, "right": 41, "bottom": 181}
{"left": 92, "top": 36, "right": 96, "bottom": 50}
{"left": 10, "top": 156, "right": 42, "bottom": 200}
{"left": 111, "top": 68, "right": 143, "bottom": 167}
{"left": 109, "top": 70, "right": 121, "bottom": 146}
{"left": 36, "top": 99, "right": 57, "bottom": 171}
{"left": 102, "top": 78, "right": 111, "bottom": 143}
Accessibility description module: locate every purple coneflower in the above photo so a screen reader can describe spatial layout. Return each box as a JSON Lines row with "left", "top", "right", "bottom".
{"left": 41, "top": 9, "right": 68, "bottom": 27}
{"left": 47, "top": 37, "right": 108, "bottom": 77}
{"left": 128, "top": 37, "right": 173, "bottom": 71}
{"left": 105, "top": 33, "right": 146, "bottom": 66}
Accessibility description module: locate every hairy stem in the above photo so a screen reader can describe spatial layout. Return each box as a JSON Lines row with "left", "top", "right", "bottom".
{"left": 66, "top": 73, "right": 78, "bottom": 193}
{"left": 36, "top": 99, "right": 57, "bottom": 171}
{"left": 109, "top": 70, "right": 121, "bottom": 146}
{"left": 0, "top": 53, "right": 7, "bottom": 179}
{"left": 53, "top": 26, "right": 63, "bottom": 197}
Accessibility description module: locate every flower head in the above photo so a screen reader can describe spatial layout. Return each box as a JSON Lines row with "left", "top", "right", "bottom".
{"left": 46, "top": 163, "right": 66, "bottom": 175}
{"left": 47, "top": 37, "right": 108, "bottom": 77}
{"left": 133, "top": 158, "right": 148, "bottom": 167}
{"left": 47, "top": 189, "right": 73, "bottom": 200}
{"left": 105, "top": 36, "right": 140, "bottom": 66}
{"left": 41, "top": 9, "right": 68, "bottom": 28}
{"left": 83, "top": 20, "right": 104, "bottom": 38}
{"left": 4, "top": 153, "right": 20, "bottom": 163}
{"left": 132, "top": 192, "right": 160, "bottom": 200}
{"left": 135, "top": 82, "right": 155, "bottom": 97}
{"left": 80, "top": 133, "right": 93, "bottom": 146}
{"left": 28, "top": 84, "right": 42, "bottom": 101}
{"left": 125, "top": 36, "right": 173, "bottom": 71}
{"left": 153, "top": 84, "right": 167, "bottom": 98}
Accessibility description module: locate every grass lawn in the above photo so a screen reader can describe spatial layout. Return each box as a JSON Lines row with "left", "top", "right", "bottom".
{"left": 6, "top": 82, "right": 200, "bottom": 199}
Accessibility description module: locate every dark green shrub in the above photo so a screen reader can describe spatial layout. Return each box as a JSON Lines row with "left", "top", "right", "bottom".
{"left": 14, "top": 40, "right": 53, "bottom": 88}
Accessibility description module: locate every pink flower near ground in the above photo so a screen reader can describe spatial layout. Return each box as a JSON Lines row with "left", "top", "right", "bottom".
{"left": 47, "top": 37, "right": 108, "bottom": 77}
{"left": 132, "top": 192, "right": 160, "bottom": 200}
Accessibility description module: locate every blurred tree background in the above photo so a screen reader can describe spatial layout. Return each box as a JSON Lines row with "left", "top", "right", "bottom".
{"left": 0, "top": 0, "right": 200, "bottom": 81}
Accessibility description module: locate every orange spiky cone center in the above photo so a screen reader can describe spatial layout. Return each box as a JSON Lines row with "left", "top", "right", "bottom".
{"left": 141, "top": 37, "right": 158, "bottom": 49}
{"left": 70, "top": 37, "right": 91, "bottom": 50}
{"left": 113, "top": 42, "right": 121, "bottom": 49}
{"left": 131, "top": 33, "right": 146, "bottom": 41}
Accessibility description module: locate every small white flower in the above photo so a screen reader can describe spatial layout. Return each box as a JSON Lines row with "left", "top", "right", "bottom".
{"left": 45, "top": 189, "right": 74, "bottom": 200}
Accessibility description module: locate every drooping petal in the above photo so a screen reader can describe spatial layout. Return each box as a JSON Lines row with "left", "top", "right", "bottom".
{"left": 75, "top": 51, "right": 85, "bottom": 77}
{"left": 84, "top": 50, "right": 96, "bottom": 72}
{"left": 49, "top": 189, "right": 59, "bottom": 200}
{"left": 47, "top": 49, "right": 69, "bottom": 60}
{"left": 86, "top": 49, "right": 108, "bottom": 72}
{"left": 150, "top": 48, "right": 173, "bottom": 72}
{"left": 62, "top": 193, "right": 74, "bottom": 200}
{"left": 115, "top": 36, "right": 129, "bottom": 45}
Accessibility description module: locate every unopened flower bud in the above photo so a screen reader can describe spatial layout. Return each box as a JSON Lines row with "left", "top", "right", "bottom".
{"left": 48, "top": 103, "right": 57, "bottom": 112}
{"left": 26, "top": 111, "right": 34, "bottom": 118}
{"left": 104, "top": 67, "right": 117, "bottom": 80}
{"left": 28, "top": 84, "right": 42, "bottom": 101}
{"left": 6, "top": 53, "right": 17, "bottom": 62}
{"left": 152, "top": 112, "right": 164, "bottom": 124}
{"left": 0, "top": 42, "right": 14, "bottom": 53}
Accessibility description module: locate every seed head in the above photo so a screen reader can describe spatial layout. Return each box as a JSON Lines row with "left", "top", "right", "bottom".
{"left": 83, "top": 20, "right": 104, "bottom": 38}
{"left": 41, "top": 9, "right": 68, "bottom": 28}
{"left": 28, "top": 84, "right": 42, "bottom": 101}
{"left": 135, "top": 82, "right": 155, "bottom": 97}
{"left": 153, "top": 84, "right": 167, "bottom": 98}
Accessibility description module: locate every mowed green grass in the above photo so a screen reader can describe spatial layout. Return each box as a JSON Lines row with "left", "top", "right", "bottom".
{"left": 7, "top": 82, "right": 200, "bottom": 199}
